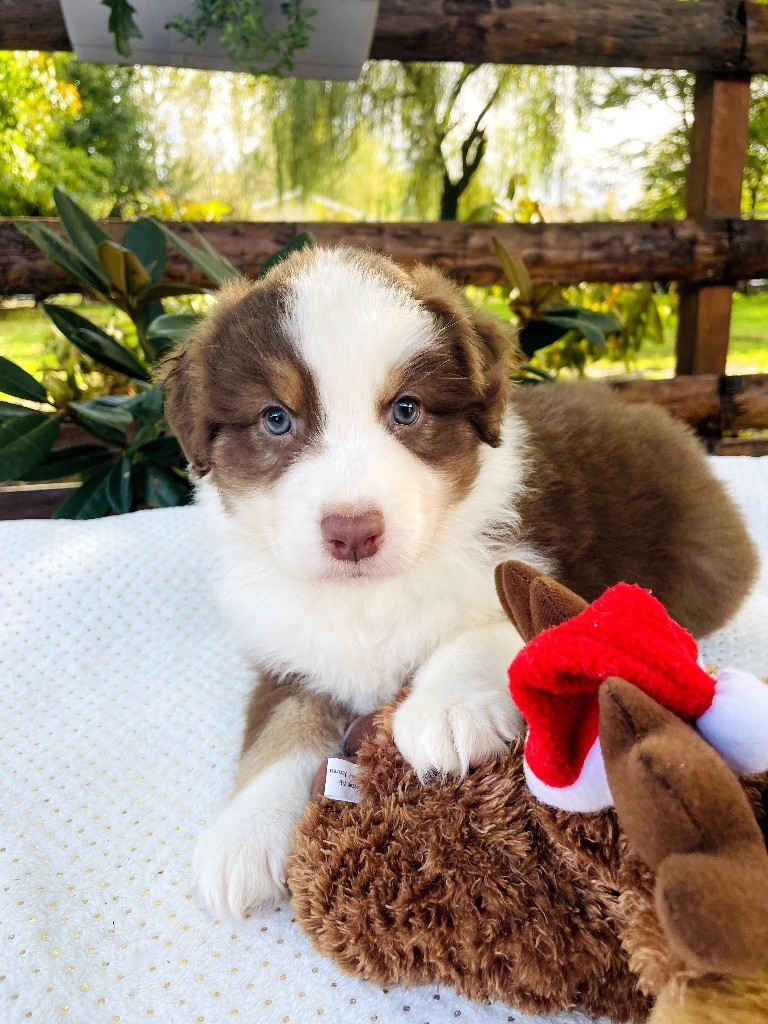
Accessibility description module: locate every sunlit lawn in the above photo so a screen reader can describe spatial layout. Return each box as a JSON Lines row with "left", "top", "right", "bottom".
{"left": 606, "top": 292, "right": 768, "bottom": 379}
{"left": 1, "top": 291, "right": 767, "bottom": 381}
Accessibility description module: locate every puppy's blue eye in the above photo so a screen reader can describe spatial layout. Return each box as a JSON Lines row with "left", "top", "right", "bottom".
{"left": 392, "top": 397, "right": 420, "bottom": 426}
{"left": 263, "top": 406, "right": 292, "bottom": 436}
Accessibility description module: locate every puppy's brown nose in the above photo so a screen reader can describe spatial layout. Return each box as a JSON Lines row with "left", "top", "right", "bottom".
{"left": 321, "top": 510, "right": 384, "bottom": 562}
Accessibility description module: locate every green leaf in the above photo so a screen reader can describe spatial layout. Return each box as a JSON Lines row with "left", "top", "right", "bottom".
{"left": 20, "top": 444, "right": 113, "bottom": 482}
{"left": 53, "top": 467, "right": 112, "bottom": 520}
{"left": 102, "top": 0, "right": 142, "bottom": 58}
{"left": 143, "top": 462, "right": 191, "bottom": 508}
{"left": 107, "top": 455, "right": 134, "bottom": 514}
{"left": 122, "top": 219, "right": 167, "bottom": 286}
{"left": 124, "top": 386, "right": 164, "bottom": 422}
{"left": 16, "top": 220, "right": 109, "bottom": 294}
{"left": 146, "top": 312, "right": 202, "bottom": 349}
{"left": 53, "top": 187, "right": 110, "bottom": 281}
{"left": 154, "top": 221, "right": 242, "bottom": 287}
{"left": 135, "top": 435, "right": 183, "bottom": 464}
{"left": 43, "top": 303, "right": 150, "bottom": 381}
{"left": 518, "top": 319, "right": 570, "bottom": 358}
{"left": 544, "top": 315, "right": 607, "bottom": 349}
{"left": 70, "top": 397, "right": 133, "bottom": 445}
{"left": 259, "top": 232, "right": 315, "bottom": 278}
{"left": 133, "top": 300, "right": 166, "bottom": 361}
{"left": 0, "top": 413, "right": 60, "bottom": 482}
{"left": 492, "top": 238, "right": 532, "bottom": 303}
{"left": 188, "top": 224, "right": 243, "bottom": 280}
{"left": 0, "top": 356, "right": 48, "bottom": 403}
{"left": 71, "top": 396, "right": 135, "bottom": 431}
{"left": 0, "top": 400, "right": 33, "bottom": 418}
{"left": 543, "top": 303, "right": 621, "bottom": 332}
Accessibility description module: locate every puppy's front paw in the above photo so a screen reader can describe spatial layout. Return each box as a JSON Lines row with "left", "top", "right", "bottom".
{"left": 193, "top": 757, "right": 316, "bottom": 919}
{"left": 193, "top": 807, "right": 289, "bottom": 920}
{"left": 392, "top": 686, "right": 522, "bottom": 780}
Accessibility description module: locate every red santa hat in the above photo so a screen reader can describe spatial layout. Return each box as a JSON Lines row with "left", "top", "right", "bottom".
{"left": 507, "top": 582, "right": 768, "bottom": 812}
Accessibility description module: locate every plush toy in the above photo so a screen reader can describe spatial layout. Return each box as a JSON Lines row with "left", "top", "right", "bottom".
{"left": 287, "top": 563, "right": 768, "bottom": 1023}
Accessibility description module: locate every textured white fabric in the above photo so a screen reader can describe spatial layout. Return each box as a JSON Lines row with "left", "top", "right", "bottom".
{"left": 1, "top": 456, "right": 766, "bottom": 1024}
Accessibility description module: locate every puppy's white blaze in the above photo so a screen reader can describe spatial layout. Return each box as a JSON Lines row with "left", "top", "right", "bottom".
{"left": 282, "top": 249, "right": 436, "bottom": 426}
{"left": 275, "top": 250, "right": 447, "bottom": 580}
{"left": 192, "top": 750, "right": 321, "bottom": 920}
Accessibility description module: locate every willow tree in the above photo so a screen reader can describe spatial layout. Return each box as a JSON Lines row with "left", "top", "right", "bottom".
{"left": 255, "top": 62, "right": 592, "bottom": 220}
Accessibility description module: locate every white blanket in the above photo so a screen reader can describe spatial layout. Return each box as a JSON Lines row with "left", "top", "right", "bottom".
{"left": 1, "top": 457, "right": 766, "bottom": 1024}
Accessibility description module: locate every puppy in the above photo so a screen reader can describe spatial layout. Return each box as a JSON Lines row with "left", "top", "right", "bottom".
{"left": 160, "top": 246, "right": 758, "bottom": 919}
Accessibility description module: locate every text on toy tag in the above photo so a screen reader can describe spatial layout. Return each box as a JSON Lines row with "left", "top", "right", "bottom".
{"left": 323, "top": 758, "right": 362, "bottom": 804}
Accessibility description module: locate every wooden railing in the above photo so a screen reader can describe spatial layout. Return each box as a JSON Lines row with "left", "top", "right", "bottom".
{"left": 3, "top": 217, "right": 768, "bottom": 293}
{"left": 4, "top": 0, "right": 768, "bottom": 73}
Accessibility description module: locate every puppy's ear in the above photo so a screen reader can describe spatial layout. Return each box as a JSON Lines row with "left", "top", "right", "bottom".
{"left": 156, "top": 342, "right": 211, "bottom": 477}
{"left": 465, "top": 303, "right": 517, "bottom": 447}
{"left": 408, "top": 266, "right": 517, "bottom": 447}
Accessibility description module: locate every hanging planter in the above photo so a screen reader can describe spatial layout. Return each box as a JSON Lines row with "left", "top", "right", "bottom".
{"left": 60, "top": 0, "right": 380, "bottom": 80}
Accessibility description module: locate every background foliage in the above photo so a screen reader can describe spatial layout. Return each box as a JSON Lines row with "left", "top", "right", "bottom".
{"left": 599, "top": 71, "right": 768, "bottom": 220}
{"left": 0, "top": 53, "right": 158, "bottom": 217}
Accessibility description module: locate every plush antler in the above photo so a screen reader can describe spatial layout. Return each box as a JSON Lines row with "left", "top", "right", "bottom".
{"left": 495, "top": 560, "right": 587, "bottom": 642}
{"left": 600, "top": 677, "right": 768, "bottom": 979}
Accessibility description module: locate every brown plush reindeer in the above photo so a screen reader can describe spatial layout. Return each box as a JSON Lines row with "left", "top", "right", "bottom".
{"left": 288, "top": 563, "right": 768, "bottom": 1023}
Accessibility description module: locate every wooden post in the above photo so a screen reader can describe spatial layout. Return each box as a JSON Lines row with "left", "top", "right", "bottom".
{"left": 676, "top": 75, "right": 751, "bottom": 375}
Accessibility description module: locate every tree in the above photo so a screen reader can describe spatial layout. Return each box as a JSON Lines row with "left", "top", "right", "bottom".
{"left": 59, "top": 59, "right": 159, "bottom": 216}
{"left": 0, "top": 53, "right": 158, "bottom": 218}
{"left": 253, "top": 62, "right": 591, "bottom": 220}
{"left": 598, "top": 71, "right": 768, "bottom": 220}
{"left": 743, "top": 87, "right": 768, "bottom": 217}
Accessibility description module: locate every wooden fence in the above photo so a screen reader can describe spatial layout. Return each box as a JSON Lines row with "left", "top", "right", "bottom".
{"left": 2, "top": 0, "right": 768, "bottom": 518}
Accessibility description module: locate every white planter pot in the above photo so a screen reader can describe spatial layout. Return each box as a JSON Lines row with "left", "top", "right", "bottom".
{"left": 60, "top": 0, "right": 380, "bottom": 80}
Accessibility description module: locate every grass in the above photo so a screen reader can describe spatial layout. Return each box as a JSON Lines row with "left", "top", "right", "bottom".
{"left": 596, "top": 292, "right": 768, "bottom": 378}
{"left": 1, "top": 290, "right": 767, "bottom": 383}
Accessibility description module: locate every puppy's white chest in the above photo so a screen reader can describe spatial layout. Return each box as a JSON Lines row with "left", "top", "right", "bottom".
{"left": 213, "top": 552, "right": 502, "bottom": 714}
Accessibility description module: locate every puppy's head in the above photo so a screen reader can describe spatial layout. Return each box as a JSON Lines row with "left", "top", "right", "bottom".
{"left": 160, "top": 247, "right": 516, "bottom": 582}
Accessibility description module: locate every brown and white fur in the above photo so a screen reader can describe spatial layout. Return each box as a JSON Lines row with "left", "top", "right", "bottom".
{"left": 160, "top": 246, "right": 758, "bottom": 919}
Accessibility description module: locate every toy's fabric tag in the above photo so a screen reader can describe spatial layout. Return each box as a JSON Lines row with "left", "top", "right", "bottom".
{"left": 323, "top": 758, "right": 362, "bottom": 804}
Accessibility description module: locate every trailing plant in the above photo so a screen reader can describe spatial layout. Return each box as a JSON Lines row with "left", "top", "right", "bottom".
{"left": 492, "top": 238, "right": 622, "bottom": 377}
{"left": 102, "top": 0, "right": 316, "bottom": 76}
{"left": 0, "top": 187, "right": 313, "bottom": 517}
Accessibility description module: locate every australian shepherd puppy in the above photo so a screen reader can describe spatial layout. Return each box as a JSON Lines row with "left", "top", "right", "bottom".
{"left": 160, "top": 246, "right": 758, "bottom": 920}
